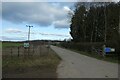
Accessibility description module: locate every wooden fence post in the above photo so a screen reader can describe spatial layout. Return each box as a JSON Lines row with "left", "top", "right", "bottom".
{"left": 28, "top": 47, "right": 29, "bottom": 56}
{"left": 24, "top": 47, "right": 26, "bottom": 58}
{"left": 18, "top": 47, "right": 19, "bottom": 57}
{"left": 47, "top": 45, "right": 50, "bottom": 55}
{"left": 102, "top": 45, "right": 106, "bottom": 58}
{"left": 33, "top": 46, "right": 34, "bottom": 56}
{"left": 39, "top": 46, "right": 41, "bottom": 56}
{"left": 11, "top": 48, "right": 12, "bottom": 58}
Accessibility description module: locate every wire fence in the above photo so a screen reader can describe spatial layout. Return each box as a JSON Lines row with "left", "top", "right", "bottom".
{"left": 2, "top": 45, "right": 50, "bottom": 58}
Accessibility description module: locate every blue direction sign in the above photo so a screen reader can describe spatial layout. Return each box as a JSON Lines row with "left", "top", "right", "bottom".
{"left": 105, "top": 47, "right": 111, "bottom": 53}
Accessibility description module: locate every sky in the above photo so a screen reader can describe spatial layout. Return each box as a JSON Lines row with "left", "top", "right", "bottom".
{"left": 1, "top": 2, "right": 75, "bottom": 41}
{"left": 1, "top": 0, "right": 119, "bottom": 41}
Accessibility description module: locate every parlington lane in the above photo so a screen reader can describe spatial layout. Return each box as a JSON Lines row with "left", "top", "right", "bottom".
{"left": 51, "top": 45, "right": 118, "bottom": 78}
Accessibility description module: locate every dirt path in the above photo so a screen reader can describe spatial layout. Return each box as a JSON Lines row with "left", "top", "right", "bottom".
{"left": 51, "top": 45, "right": 118, "bottom": 78}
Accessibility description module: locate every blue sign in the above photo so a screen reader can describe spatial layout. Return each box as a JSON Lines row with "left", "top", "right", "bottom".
{"left": 105, "top": 47, "right": 111, "bottom": 53}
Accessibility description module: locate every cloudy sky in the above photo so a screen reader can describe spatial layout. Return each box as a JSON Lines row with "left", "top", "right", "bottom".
{"left": 1, "top": 2, "right": 75, "bottom": 41}
{"left": 1, "top": 0, "right": 119, "bottom": 41}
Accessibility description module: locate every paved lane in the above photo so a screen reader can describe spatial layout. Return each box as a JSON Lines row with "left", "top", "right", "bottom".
{"left": 51, "top": 45, "right": 118, "bottom": 78}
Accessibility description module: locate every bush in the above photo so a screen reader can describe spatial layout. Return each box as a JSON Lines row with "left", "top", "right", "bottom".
{"left": 60, "top": 42, "right": 104, "bottom": 52}
{"left": 60, "top": 41, "right": 119, "bottom": 57}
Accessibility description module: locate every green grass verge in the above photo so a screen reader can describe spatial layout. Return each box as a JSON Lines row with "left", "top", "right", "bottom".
{"left": 75, "top": 50, "right": 118, "bottom": 64}
{"left": 3, "top": 55, "right": 60, "bottom": 72}
{"left": 2, "top": 47, "right": 61, "bottom": 77}
{"left": 2, "top": 42, "right": 23, "bottom": 48}
{"left": 59, "top": 46, "right": 119, "bottom": 64}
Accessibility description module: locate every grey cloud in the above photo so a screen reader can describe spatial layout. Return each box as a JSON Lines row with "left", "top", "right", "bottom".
{"left": 5, "top": 28, "right": 22, "bottom": 33}
{"left": 2, "top": 0, "right": 107, "bottom": 2}
{"left": 0, "top": 3, "right": 2, "bottom": 21}
{"left": 54, "top": 19, "right": 70, "bottom": 28}
{"left": 39, "top": 32, "right": 69, "bottom": 37}
{"left": 2, "top": 2, "right": 72, "bottom": 27}
{"left": 1, "top": 36, "right": 26, "bottom": 41}
{"left": 54, "top": 24, "right": 69, "bottom": 28}
{"left": 4, "top": 28, "right": 69, "bottom": 37}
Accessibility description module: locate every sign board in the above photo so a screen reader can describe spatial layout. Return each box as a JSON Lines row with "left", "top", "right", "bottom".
{"left": 105, "top": 47, "right": 111, "bottom": 53}
{"left": 24, "top": 43, "right": 29, "bottom": 47}
{"left": 111, "top": 48, "right": 115, "bottom": 52}
{"left": 105, "top": 47, "right": 115, "bottom": 53}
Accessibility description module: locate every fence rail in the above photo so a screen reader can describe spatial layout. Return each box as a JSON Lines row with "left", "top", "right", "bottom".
{"left": 2, "top": 45, "right": 50, "bottom": 58}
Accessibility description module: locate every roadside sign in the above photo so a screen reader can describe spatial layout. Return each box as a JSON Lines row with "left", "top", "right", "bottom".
{"left": 105, "top": 47, "right": 111, "bottom": 53}
{"left": 24, "top": 43, "right": 29, "bottom": 47}
{"left": 104, "top": 47, "right": 115, "bottom": 53}
{"left": 111, "top": 48, "right": 115, "bottom": 52}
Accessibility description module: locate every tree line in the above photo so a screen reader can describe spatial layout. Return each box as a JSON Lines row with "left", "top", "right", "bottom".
{"left": 70, "top": 2, "right": 120, "bottom": 46}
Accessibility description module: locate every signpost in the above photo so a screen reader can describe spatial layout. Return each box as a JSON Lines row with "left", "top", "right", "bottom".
{"left": 102, "top": 45, "right": 115, "bottom": 57}
{"left": 25, "top": 25, "right": 33, "bottom": 56}
{"left": 111, "top": 48, "right": 115, "bottom": 52}
{"left": 104, "top": 47, "right": 115, "bottom": 54}
{"left": 105, "top": 47, "right": 111, "bottom": 53}
{"left": 24, "top": 43, "right": 30, "bottom": 48}
{"left": 24, "top": 42, "right": 30, "bottom": 56}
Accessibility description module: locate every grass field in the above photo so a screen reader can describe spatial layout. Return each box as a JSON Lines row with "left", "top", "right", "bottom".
{"left": 3, "top": 48, "right": 61, "bottom": 70}
{"left": 2, "top": 44, "right": 61, "bottom": 78}
{"left": 2, "top": 42, "right": 23, "bottom": 48}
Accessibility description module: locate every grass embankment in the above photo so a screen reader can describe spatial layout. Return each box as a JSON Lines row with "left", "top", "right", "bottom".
{"left": 2, "top": 42, "right": 23, "bottom": 48}
{"left": 70, "top": 49, "right": 119, "bottom": 63}
{"left": 58, "top": 44, "right": 119, "bottom": 64}
{"left": 2, "top": 45, "right": 61, "bottom": 78}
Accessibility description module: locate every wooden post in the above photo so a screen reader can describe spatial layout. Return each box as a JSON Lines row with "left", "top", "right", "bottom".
{"left": 33, "top": 46, "right": 34, "bottom": 55}
{"left": 18, "top": 47, "right": 19, "bottom": 57}
{"left": 24, "top": 47, "right": 26, "bottom": 58}
{"left": 11, "top": 48, "right": 12, "bottom": 58}
{"left": 23, "top": 47, "right": 26, "bottom": 62}
{"left": 48, "top": 45, "right": 49, "bottom": 55}
{"left": 39, "top": 45, "right": 41, "bottom": 56}
{"left": 28, "top": 47, "right": 29, "bottom": 56}
{"left": 102, "top": 45, "right": 106, "bottom": 58}
{"left": 24, "top": 47, "right": 25, "bottom": 57}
